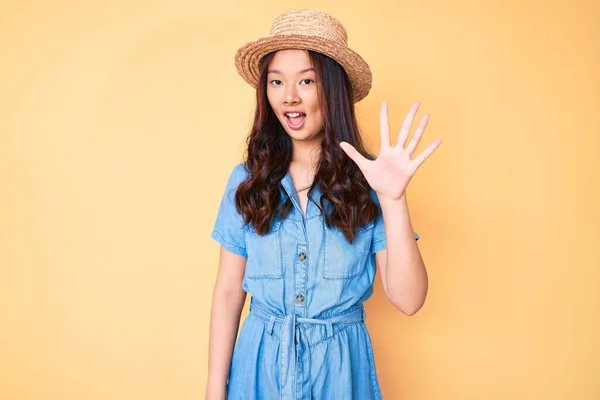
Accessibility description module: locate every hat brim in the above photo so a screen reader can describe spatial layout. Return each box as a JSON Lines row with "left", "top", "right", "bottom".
{"left": 235, "top": 35, "right": 372, "bottom": 102}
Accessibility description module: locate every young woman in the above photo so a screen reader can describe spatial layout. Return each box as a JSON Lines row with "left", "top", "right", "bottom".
{"left": 206, "top": 9, "right": 441, "bottom": 400}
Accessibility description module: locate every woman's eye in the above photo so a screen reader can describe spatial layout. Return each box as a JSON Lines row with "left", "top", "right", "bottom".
{"left": 270, "top": 80, "right": 282, "bottom": 85}
{"left": 300, "top": 79, "right": 314, "bottom": 84}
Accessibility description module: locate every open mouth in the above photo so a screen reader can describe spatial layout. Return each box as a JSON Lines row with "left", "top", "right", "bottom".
{"left": 284, "top": 112, "right": 306, "bottom": 130}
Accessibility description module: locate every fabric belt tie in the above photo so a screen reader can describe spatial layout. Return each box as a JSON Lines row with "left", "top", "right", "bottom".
{"left": 249, "top": 298, "right": 366, "bottom": 400}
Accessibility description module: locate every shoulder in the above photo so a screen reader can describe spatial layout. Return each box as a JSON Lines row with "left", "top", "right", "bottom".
{"left": 230, "top": 162, "right": 250, "bottom": 181}
{"left": 224, "top": 162, "right": 250, "bottom": 190}
{"left": 368, "top": 187, "right": 381, "bottom": 206}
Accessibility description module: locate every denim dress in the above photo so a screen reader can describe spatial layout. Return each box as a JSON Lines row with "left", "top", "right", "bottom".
{"left": 210, "top": 163, "right": 418, "bottom": 400}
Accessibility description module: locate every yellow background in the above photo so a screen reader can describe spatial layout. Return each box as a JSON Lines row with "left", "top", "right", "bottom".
{"left": 1, "top": 0, "right": 598, "bottom": 399}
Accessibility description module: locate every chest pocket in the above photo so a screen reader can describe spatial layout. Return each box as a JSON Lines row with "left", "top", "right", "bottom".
{"left": 244, "top": 220, "right": 283, "bottom": 279}
{"left": 323, "top": 221, "right": 375, "bottom": 279}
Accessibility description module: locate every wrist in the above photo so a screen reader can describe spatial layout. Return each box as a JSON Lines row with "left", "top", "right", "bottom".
{"left": 377, "top": 192, "right": 406, "bottom": 207}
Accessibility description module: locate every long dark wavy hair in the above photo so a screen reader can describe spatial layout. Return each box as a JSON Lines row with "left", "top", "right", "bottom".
{"left": 235, "top": 50, "right": 379, "bottom": 243}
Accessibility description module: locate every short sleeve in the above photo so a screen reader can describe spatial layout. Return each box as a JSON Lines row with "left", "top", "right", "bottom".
{"left": 210, "top": 163, "right": 248, "bottom": 257}
{"left": 370, "top": 191, "right": 420, "bottom": 254}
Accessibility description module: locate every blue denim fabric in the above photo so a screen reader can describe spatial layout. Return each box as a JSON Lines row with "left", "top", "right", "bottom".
{"left": 211, "top": 163, "right": 419, "bottom": 400}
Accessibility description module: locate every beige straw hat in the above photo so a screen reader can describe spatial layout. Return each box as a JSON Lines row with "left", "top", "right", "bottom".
{"left": 234, "top": 9, "right": 372, "bottom": 102}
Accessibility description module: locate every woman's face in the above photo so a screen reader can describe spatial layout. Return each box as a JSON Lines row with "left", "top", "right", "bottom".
{"left": 266, "top": 50, "right": 325, "bottom": 144}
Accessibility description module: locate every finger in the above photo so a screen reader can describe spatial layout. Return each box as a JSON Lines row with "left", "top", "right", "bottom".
{"left": 379, "top": 101, "right": 391, "bottom": 148}
{"left": 413, "top": 138, "right": 442, "bottom": 167}
{"left": 396, "top": 101, "right": 420, "bottom": 149}
{"left": 406, "top": 114, "right": 429, "bottom": 157}
{"left": 340, "top": 141, "right": 370, "bottom": 170}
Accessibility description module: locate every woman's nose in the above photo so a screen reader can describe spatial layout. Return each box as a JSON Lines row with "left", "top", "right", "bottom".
{"left": 283, "top": 85, "right": 300, "bottom": 105}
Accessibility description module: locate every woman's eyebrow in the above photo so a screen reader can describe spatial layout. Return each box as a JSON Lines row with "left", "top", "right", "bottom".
{"left": 267, "top": 68, "right": 316, "bottom": 75}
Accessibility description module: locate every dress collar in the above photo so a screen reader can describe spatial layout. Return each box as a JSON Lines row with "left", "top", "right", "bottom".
{"left": 280, "top": 171, "right": 323, "bottom": 220}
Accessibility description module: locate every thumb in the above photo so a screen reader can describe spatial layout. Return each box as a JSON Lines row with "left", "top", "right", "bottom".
{"left": 340, "top": 141, "right": 369, "bottom": 170}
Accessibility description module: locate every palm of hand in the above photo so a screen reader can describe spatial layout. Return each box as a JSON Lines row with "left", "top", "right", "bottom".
{"left": 340, "top": 101, "right": 442, "bottom": 201}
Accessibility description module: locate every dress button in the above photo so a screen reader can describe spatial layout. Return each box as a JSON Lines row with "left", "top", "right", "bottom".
{"left": 296, "top": 294, "right": 304, "bottom": 303}
{"left": 299, "top": 252, "right": 306, "bottom": 261}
